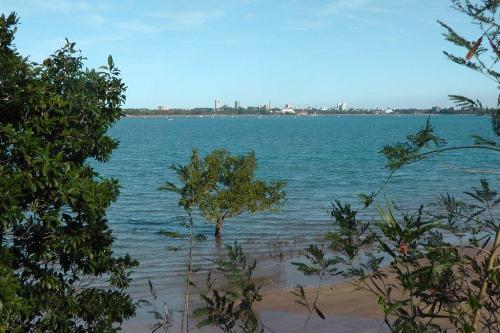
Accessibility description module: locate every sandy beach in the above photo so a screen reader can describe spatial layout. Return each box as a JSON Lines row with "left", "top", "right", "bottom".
{"left": 122, "top": 279, "right": 387, "bottom": 333}
{"left": 255, "top": 281, "right": 386, "bottom": 333}
{"left": 120, "top": 243, "right": 492, "bottom": 332}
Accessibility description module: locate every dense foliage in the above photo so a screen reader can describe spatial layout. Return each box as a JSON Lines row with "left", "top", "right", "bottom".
{"left": 0, "top": 13, "right": 136, "bottom": 332}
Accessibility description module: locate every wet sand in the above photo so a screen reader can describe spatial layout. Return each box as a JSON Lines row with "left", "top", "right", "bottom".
{"left": 257, "top": 282, "right": 380, "bottom": 317}
{"left": 255, "top": 281, "right": 386, "bottom": 332}
{"left": 258, "top": 311, "right": 386, "bottom": 333}
{"left": 122, "top": 280, "right": 386, "bottom": 333}
{"left": 121, "top": 253, "right": 388, "bottom": 332}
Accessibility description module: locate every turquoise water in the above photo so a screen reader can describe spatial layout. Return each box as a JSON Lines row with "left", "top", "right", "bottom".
{"left": 95, "top": 114, "right": 499, "bottom": 306}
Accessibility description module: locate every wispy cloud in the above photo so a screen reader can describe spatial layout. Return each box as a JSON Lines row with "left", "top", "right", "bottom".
{"left": 149, "top": 9, "right": 223, "bottom": 30}
{"left": 29, "top": 0, "right": 109, "bottom": 13}
{"left": 83, "top": 8, "right": 224, "bottom": 45}
{"left": 113, "top": 21, "right": 161, "bottom": 34}
{"left": 87, "top": 13, "right": 106, "bottom": 26}
{"left": 281, "top": 0, "right": 412, "bottom": 31}
{"left": 321, "top": 0, "right": 373, "bottom": 13}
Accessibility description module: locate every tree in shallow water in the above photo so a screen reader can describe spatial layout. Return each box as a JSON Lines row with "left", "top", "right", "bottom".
{"left": 161, "top": 149, "right": 286, "bottom": 239}
{"left": 0, "top": 13, "right": 137, "bottom": 332}
{"left": 159, "top": 149, "right": 283, "bottom": 332}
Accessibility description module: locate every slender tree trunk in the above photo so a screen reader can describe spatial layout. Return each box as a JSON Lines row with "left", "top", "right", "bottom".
{"left": 181, "top": 212, "right": 194, "bottom": 333}
{"left": 214, "top": 218, "right": 224, "bottom": 239}
{"left": 471, "top": 225, "right": 500, "bottom": 332}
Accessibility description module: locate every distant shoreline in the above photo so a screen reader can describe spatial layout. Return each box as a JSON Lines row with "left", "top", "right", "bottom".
{"left": 123, "top": 113, "right": 479, "bottom": 118}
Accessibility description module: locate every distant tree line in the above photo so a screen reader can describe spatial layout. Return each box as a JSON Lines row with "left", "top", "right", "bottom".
{"left": 123, "top": 107, "right": 485, "bottom": 116}
{"left": 124, "top": 107, "right": 271, "bottom": 116}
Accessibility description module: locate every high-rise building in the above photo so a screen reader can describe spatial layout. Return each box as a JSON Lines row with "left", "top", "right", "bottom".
{"left": 214, "top": 99, "right": 219, "bottom": 110}
{"left": 235, "top": 101, "right": 240, "bottom": 109}
{"left": 337, "top": 101, "right": 347, "bottom": 111}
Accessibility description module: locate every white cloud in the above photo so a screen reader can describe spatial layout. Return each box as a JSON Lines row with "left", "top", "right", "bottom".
{"left": 87, "top": 13, "right": 106, "bottom": 25}
{"left": 149, "top": 10, "right": 223, "bottom": 30}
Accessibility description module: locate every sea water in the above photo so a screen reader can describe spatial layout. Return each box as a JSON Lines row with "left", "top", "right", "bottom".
{"left": 94, "top": 114, "right": 499, "bottom": 314}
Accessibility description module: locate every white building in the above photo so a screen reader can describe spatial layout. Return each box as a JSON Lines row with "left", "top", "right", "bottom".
{"left": 278, "top": 107, "right": 295, "bottom": 114}
{"left": 337, "top": 101, "right": 347, "bottom": 111}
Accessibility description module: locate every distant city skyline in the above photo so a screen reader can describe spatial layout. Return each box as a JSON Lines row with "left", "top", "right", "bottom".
{"left": 146, "top": 99, "right": 459, "bottom": 111}
{"left": 1, "top": 0, "right": 498, "bottom": 109}
{"left": 152, "top": 99, "right": 450, "bottom": 111}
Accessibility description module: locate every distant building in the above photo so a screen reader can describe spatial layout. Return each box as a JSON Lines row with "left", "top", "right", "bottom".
{"left": 337, "top": 101, "right": 347, "bottom": 111}
{"left": 279, "top": 104, "right": 295, "bottom": 114}
{"left": 246, "top": 106, "right": 262, "bottom": 112}
{"left": 214, "top": 99, "right": 219, "bottom": 110}
{"left": 158, "top": 105, "right": 168, "bottom": 111}
{"left": 235, "top": 100, "right": 240, "bottom": 109}
{"left": 431, "top": 106, "right": 441, "bottom": 113}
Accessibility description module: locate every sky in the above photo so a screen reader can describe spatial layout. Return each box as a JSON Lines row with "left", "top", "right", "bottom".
{"left": 0, "top": 0, "right": 498, "bottom": 109}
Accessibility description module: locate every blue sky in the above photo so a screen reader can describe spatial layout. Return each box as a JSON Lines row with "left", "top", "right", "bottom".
{"left": 1, "top": 0, "right": 498, "bottom": 109}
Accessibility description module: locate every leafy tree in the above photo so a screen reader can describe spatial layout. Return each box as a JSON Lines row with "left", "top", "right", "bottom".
{"left": 0, "top": 13, "right": 137, "bottom": 332}
{"left": 162, "top": 149, "right": 286, "bottom": 239}
{"left": 295, "top": 1, "right": 500, "bottom": 332}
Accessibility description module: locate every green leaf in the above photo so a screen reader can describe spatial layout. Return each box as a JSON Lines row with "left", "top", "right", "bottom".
{"left": 467, "top": 296, "right": 480, "bottom": 311}
{"left": 449, "top": 95, "right": 482, "bottom": 111}
{"left": 385, "top": 301, "right": 405, "bottom": 315}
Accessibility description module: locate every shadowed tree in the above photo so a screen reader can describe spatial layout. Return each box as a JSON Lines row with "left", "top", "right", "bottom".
{"left": 0, "top": 13, "right": 137, "bottom": 332}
